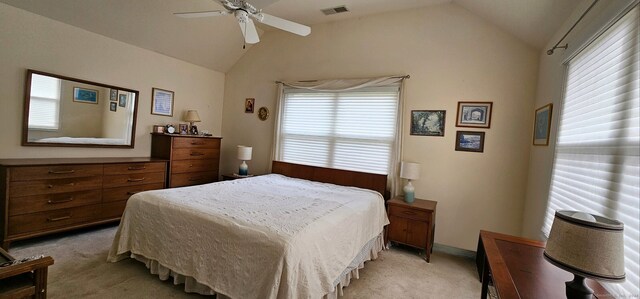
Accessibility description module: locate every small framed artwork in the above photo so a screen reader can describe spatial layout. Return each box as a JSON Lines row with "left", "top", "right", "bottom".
{"left": 456, "top": 101, "right": 492, "bottom": 128}
{"left": 411, "top": 110, "right": 446, "bottom": 136}
{"left": 455, "top": 131, "right": 485, "bottom": 153}
{"left": 178, "top": 123, "right": 188, "bottom": 135}
{"left": 73, "top": 87, "right": 99, "bottom": 104}
{"left": 258, "top": 107, "right": 269, "bottom": 121}
{"left": 110, "top": 89, "right": 118, "bottom": 102}
{"left": 118, "top": 93, "right": 127, "bottom": 108}
{"left": 245, "top": 98, "right": 255, "bottom": 113}
{"left": 153, "top": 125, "right": 165, "bottom": 134}
{"left": 151, "top": 88, "right": 174, "bottom": 116}
{"left": 109, "top": 102, "right": 117, "bottom": 112}
{"left": 533, "top": 103, "right": 553, "bottom": 146}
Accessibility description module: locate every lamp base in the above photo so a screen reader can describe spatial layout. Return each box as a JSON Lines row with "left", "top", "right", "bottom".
{"left": 566, "top": 275, "right": 593, "bottom": 299}
{"left": 239, "top": 161, "right": 248, "bottom": 176}
{"left": 403, "top": 180, "right": 415, "bottom": 203}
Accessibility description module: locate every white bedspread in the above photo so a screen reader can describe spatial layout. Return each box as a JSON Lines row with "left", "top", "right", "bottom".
{"left": 107, "top": 174, "right": 389, "bottom": 299}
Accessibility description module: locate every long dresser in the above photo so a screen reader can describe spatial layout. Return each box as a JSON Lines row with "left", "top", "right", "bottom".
{"left": 0, "top": 157, "right": 167, "bottom": 249}
{"left": 151, "top": 133, "right": 222, "bottom": 188}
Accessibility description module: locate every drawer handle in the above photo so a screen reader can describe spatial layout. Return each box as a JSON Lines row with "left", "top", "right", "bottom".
{"left": 191, "top": 142, "right": 206, "bottom": 145}
{"left": 47, "top": 182, "right": 75, "bottom": 188}
{"left": 127, "top": 178, "right": 146, "bottom": 182}
{"left": 402, "top": 211, "right": 417, "bottom": 216}
{"left": 188, "top": 177, "right": 204, "bottom": 181}
{"left": 47, "top": 197, "right": 74, "bottom": 204}
{"left": 127, "top": 166, "right": 146, "bottom": 170}
{"left": 190, "top": 152, "right": 205, "bottom": 156}
{"left": 48, "top": 170, "right": 75, "bottom": 174}
{"left": 47, "top": 214, "right": 72, "bottom": 222}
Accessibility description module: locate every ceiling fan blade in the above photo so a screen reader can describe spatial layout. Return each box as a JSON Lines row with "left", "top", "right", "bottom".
{"left": 174, "top": 10, "right": 228, "bottom": 18}
{"left": 238, "top": 18, "right": 260, "bottom": 44}
{"left": 254, "top": 13, "right": 311, "bottom": 36}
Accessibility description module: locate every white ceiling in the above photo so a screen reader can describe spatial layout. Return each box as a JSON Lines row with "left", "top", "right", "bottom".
{"left": 1, "top": 0, "right": 582, "bottom": 73}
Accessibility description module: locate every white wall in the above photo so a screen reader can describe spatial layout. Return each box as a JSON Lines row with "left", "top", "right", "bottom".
{"left": 222, "top": 3, "right": 539, "bottom": 250}
{"left": 0, "top": 3, "right": 225, "bottom": 158}
{"left": 521, "top": 0, "right": 636, "bottom": 240}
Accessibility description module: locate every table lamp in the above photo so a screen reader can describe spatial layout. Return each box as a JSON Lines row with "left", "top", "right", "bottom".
{"left": 236, "top": 145, "right": 252, "bottom": 176}
{"left": 400, "top": 162, "right": 421, "bottom": 203}
{"left": 544, "top": 210, "right": 625, "bottom": 299}
{"left": 184, "top": 110, "right": 201, "bottom": 135}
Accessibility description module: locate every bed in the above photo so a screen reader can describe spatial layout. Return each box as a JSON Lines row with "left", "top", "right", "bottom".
{"left": 107, "top": 161, "right": 389, "bottom": 298}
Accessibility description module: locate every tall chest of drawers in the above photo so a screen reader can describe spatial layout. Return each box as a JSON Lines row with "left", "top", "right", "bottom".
{"left": 0, "top": 158, "right": 167, "bottom": 249}
{"left": 151, "top": 133, "right": 222, "bottom": 188}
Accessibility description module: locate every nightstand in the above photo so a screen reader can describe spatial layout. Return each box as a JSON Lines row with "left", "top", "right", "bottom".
{"left": 221, "top": 174, "right": 255, "bottom": 181}
{"left": 386, "top": 196, "right": 437, "bottom": 262}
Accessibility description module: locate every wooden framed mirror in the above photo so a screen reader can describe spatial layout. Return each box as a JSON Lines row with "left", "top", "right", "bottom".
{"left": 22, "top": 69, "right": 139, "bottom": 148}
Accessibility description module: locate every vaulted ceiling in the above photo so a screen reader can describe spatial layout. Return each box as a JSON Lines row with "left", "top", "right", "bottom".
{"left": 0, "top": 0, "right": 583, "bottom": 73}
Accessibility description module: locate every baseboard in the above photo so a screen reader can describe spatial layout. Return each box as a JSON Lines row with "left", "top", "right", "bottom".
{"left": 433, "top": 243, "right": 476, "bottom": 259}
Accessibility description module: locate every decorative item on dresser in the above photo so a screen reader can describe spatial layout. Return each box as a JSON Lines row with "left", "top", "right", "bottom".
{"left": 399, "top": 161, "right": 421, "bottom": 203}
{"left": 386, "top": 196, "right": 437, "bottom": 262}
{"left": 183, "top": 110, "right": 201, "bottom": 135}
{"left": 0, "top": 157, "right": 167, "bottom": 249}
{"left": 236, "top": 145, "right": 252, "bottom": 176}
{"left": 151, "top": 133, "right": 222, "bottom": 188}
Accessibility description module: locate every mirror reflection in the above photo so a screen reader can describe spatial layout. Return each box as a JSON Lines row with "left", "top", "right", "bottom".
{"left": 24, "top": 70, "right": 138, "bottom": 147}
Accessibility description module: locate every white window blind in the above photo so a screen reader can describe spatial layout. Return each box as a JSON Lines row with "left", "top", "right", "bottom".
{"left": 276, "top": 86, "right": 399, "bottom": 174}
{"left": 544, "top": 5, "right": 639, "bottom": 296}
{"left": 28, "top": 74, "right": 61, "bottom": 130}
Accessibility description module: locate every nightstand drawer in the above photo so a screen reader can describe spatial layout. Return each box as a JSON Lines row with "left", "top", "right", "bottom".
{"left": 388, "top": 205, "right": 431, "bottom": 221}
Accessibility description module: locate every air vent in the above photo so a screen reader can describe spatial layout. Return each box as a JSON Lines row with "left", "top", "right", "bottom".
{"left": 321, "top": 5, "right": 349, "bottom": 15}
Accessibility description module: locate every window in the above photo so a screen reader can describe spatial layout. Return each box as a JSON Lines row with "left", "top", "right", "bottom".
{"left": 544, "top": 5, "right": 639, "bottom": 296}
{"left": 28, "top": 74, "right": 61, "bottom": 130}
{"left": 275, "top": 86, "right": 400, "bottom": 175}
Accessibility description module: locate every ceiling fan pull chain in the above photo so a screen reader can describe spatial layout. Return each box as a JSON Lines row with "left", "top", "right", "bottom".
{"left": 243, "top": 21, "right": 247, "bottom": 49}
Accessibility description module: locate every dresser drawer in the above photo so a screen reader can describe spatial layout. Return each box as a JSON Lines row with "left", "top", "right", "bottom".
{"left": 103, "top": 182, "right": 164, "bottom": 203}
{"left": 172, "top": 137, "right": 220, "bottom": 149}
{"left": 103, "top": 172, "right": 165, "bottom": 188}
{"left": 172, "top": 148, "right": 219, "bottom": 161}
{"left": 170, "top": 171, "right": 217, "bottom": 187}
{"left": 9, "top": 190, "right": 102, "bottom": 216}
{"left": 8, "top": 204, "right": 101, "bottom": 236}
{"left": 103, "top": 162, "right": 165, "bottom": 175}
{"left": 388, "top": 205, "right": 431, "bottom": 222}
{"left": 10, "top": 164, "right": 103, "bottom": 181}
{"left": 171, "top": 159, "right": 219, "bottom": 174}
{"left": 10, "top": 176, "right": 103, "bottom": 197}
{"left": 102, "top": 201, "right": 128, "bottom": 219}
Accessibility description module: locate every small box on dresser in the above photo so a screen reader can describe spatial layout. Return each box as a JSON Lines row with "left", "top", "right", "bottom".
{"left": 150, "top": 133, "right": 222, "bottom": 188}
{"left": 386, "top": 196, "right": 437, "bottom": 262}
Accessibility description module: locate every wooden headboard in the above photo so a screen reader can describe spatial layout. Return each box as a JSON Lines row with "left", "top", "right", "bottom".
{"left": 271, "top": 161, "right": 387, "bottom": 196}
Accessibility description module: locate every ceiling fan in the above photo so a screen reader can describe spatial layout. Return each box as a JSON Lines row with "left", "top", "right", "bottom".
{"left": 174, "top": 0, "right": 311, "bottom": 45}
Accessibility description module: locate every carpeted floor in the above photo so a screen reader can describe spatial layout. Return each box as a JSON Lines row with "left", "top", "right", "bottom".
{"left": 10, "top": 224, "right": 481, "bottom": 298}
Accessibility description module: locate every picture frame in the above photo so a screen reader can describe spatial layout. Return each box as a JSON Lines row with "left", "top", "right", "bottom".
{"left": 109, "top": 102, "right": 117, "bottom": 112}
{"left": 245, "top": 98, "right": 255, "bottom": 113}
{"left": 153, "top": 125, "right": 165, "bottom": 134}
{"left": 455, "top": 131, "right": 485, "bottom": 152}
{"left": 73, "top": 87, "right": 99, "bottom": 104}
{"left": 110, "top": 89, "right": 118, "bottom": 102}
{"left": 151, "top": 88, "right": 174, "bottom": 116}
{"left": 118, "top": 93, "right": 127, "bottom": 108}
{"left": 410, "top": 110, "right": 446, "bottom": 136}
{"left": 178, "top": 123, "right": 188, "bottom": 135}
{"left": 456, "top": 101, "right": 493, "bottom": 128}
{"left": 533, "top": 103, "right": 553, "bottom": 146}
{"left": 258, "top": 107, "right": 269, "bottom": 121}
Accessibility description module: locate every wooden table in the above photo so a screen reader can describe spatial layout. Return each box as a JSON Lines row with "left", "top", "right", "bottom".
{"left": 477, "top": 230, "right": 612, "bottom": 299}
{"left": 386, "top": 197, "right": 437, "bottom": 262}
{"left": 0, "top": 247, "right": 53, "bottom": 298}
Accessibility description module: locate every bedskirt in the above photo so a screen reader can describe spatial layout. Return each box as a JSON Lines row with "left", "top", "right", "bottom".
{"left": 129, "top": 232, "right": 385, "bottom": 298}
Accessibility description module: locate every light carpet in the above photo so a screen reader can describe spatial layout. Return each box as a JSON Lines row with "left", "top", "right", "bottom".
{"left": 10, "top": 224, "right": 481, "bottom": 298}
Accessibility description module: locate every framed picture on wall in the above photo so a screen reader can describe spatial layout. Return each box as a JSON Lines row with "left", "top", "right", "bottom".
{"left": 533, "top": 103, "right": 553, "bottom": 146}
{"left": 245, "top": 98, "right": 255, "bottom": 113}
{"left": 151, "top": 87, "right": 174, "bottom": 116}
{"left": 110, "top": 102, "right": 117, "bottom": 112}
{"left": 110, "top": 89, "right": 118, "bottom": 101}
{"left": 73, "top": 87, "right": 99, "bottom": 104}
{"left": 455, "top": 131, "right": 485, "bottom": 152}
{"left": 456, "top": 101, "right": 492, "bottom": 128}
{"left": 410, "top": 110, "right": 446, "bottom": 136}
{"left": 118, "top": 93, "right": 127, "bottom": 108}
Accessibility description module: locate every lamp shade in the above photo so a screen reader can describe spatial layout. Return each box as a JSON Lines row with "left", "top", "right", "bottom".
{"left": 400, "top": 162, "right": 421, "bottom": 180}
{"left": 237, "top": 145, "right": 253, "bottom": 161}
{"left": 544, "top": 210, "right": 625, "bottom": 281}
{"left": 184, "top": 110, "right": 201, "bottom": 123}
